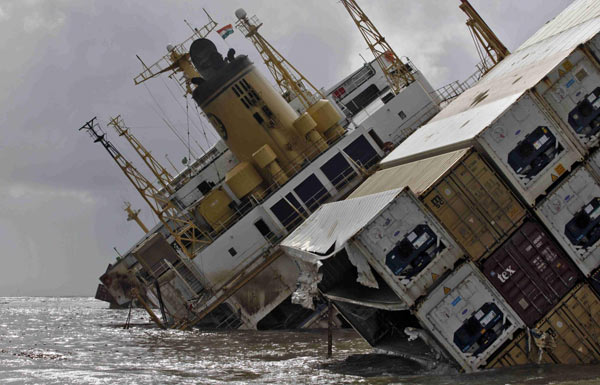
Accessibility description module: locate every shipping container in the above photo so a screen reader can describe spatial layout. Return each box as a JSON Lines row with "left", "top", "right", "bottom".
{"left": 486, "top": 331, "right": 556, "bottom": 368}
{"left": 381, "top": 92, "right": 583, "bottom": 207}
{"left": 534, "top": 48, "right": 600, "bottom": 152}
{"left": 355, "top": 189, "right": 464, "bottom": 308}
{"left": 415, "top": 262, "right": 524, "bottom": 372}
{"left": 520, "top": 284, "right": 600, "bottom": 365}
{"left": 349, "top": 148, "right": 526, "bottom": 261}
{"left": 587, "top": 146, "right": 600, "bottom": 182}
{"left": 476, "top": 93, "right": 583, "bottom": 206}
{"left": 535, "top": 164, "right": 600, "bottom": 276}
{"left": 481, "top": 221, "right": 579, "bottom": 327}
{"left": 589, "top": 266, "right": 600, "bottom": 297}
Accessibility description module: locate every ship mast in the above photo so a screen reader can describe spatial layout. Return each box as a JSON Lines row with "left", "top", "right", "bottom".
{"left": 339, "top": 0, "right": 414, "bottom": 95}
{"left": 78, "top": 118, "right": 212, "bottom": 262}
{"left": 459, "top": 0, "right": 509, "bottom": 74}
{"left": 108, "top": 115, "right": 174, "bottom": 194}
{"left": 123, "top": 201, "right": 149, "bottom": 233}
{"left": 134, "top": 10, "right": 218, "bottom": 95}
{"left": 234, "top": 9, "right": 323, "bottom": 109}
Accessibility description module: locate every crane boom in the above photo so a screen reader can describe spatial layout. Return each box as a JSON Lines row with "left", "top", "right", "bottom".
{"left": 339, "top": 0, "right": 414, "bottom": 95}
{"left": 79, "top": 118, "right": 212, "bottom": 263}
{"left": 235, "top": 11, "right": 323, "bottom": 109}
{"left": 108, "top": 115, "right": 174, "bottom": 194}
{"left": 459, "top": 0, "right": 509, "bottom": 74}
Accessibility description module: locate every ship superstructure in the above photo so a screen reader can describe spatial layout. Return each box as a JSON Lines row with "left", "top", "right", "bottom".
{"left": 90, "top": 4, "right": 440, "bottom": 330}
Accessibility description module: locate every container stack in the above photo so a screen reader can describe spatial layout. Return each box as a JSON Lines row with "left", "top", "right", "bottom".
{"left": 282, "top": 0, "right": 600, "bottom": 373}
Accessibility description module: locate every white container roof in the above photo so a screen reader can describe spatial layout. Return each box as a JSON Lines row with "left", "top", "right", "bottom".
{"left": 381, "top": 0, "right": 600, "bottom": 167}
{"left": 348, "top": 148, "right": 471, "bottom": 199}
{"left": 280, "top": 188, "right": 403, "bottom": 260}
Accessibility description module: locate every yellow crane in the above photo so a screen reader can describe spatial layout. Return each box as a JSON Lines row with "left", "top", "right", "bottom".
{"left": 459, "top": 0, "right": 509, "bottom": 74}
{"left": 134, "top": 11, "right": 217, "bottom": 95}
{"left": 234, "top": 9, "right": 323, "bottom": 109}
{"left": 79, "top": 118, "right": 212, "bottom": 262}
{"left": 123, "top": 201, "right": 149, "bottom": 233}
{"left": 108, "top": 115, "right": 174, "bottom": 195}
{"left": 339, "top": 0, "right": 414, "bottom": 95}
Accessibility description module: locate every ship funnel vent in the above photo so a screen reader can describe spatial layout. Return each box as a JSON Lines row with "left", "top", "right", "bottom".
{"left": 189, "top": 38, "right": 225, "bottom": 79}
{"left": 235, "top": 8, "right": 247, "bottom": 19}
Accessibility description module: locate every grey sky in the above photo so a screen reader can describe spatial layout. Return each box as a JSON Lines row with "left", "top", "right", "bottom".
{"left": 0, "top": 0, "right": 573, "bottom": 296}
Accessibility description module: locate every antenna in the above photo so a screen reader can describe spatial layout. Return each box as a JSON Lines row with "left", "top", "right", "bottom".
{"left": 123, "top": 201, "right": 149, "bottom": 233}
{"left": 108, "top": 115, "right": 174, "bottom": 194}
{"left": 78, "top": 117, "right": 213, "bottom": 262}
{"left": 134, "top": 13, "right": 218, "bottom": 94}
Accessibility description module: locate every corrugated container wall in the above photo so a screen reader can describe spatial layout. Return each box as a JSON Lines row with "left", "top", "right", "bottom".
{"left": 488, "top": 284, "right": 600, "bottom": 367}
{"left": 590, "top": 267, "right": 600, "bottom": 296}
{"left": 415, "top": 262, "right": 524, "bottom": 372}
{"left": 421, "top": 150, "right": 526, "bottom": 261}
{"left": 535, "top": 164, "right": 600, "bottom": 276}
{"left": 486, "top": 331, "right": 556, "bottom": 368}
{"left": 586, "top": 146, "right": 600, "bottom": 182}
{"left": 481, "top": 221, "right": 579, "bottom": 327}
{"left": 356, "top": 189, "right": 464, "bottom": 307}
{"left": 349, "top": 149, "right": 526, "bottom": 262}
{"left": 533, "top": 48, "right": 600, "bottom": 152}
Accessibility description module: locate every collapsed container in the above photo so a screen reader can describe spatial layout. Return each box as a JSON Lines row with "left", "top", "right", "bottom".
{"left": 533, "top": 47, "right": 600, "bottom": 152}
{"left": 481, "top": 220, "right": 579, "bottom": 327}
{"left": 487, "top": 283, "right": 600, "bottom": 367}
{"left": 349, "top": 148, "right": 526, "bottom": 261}
{"left": 535, "top": 164, "right": 600, "bottom": 276}
{"left": 280, "top": 188, "right": 463, "bottom": 308}
{"left": 415, "top": 262, "right": 524, "bottom": 372}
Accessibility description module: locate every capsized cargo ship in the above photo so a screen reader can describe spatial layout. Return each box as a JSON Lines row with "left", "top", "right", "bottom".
{"left": 89, "top": 3, "right": 442, "bottom": 331}
{"left": 281, "top": 0, "right": 600, "bottom": 372}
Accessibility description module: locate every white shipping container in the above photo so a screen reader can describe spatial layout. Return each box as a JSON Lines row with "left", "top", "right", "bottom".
{"left": 477, "top": 93, "right": 582, "bottom": 206}
{"left": 415, "top": 262, "right": 524, "bottom": 373}
{"left": 535, "top": 165, "right": 600, "bottom": 276}
{"left": 590, "top": 33, "right": 600, "bottom": 68}
{"left": 534, "top": 48, "right": 600, "bottom": 151}
{"left": 356, "top": 189, "right": 463, "bottom": 308}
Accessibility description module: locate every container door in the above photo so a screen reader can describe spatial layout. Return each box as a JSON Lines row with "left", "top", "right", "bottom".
{"left": 478, "top": 93, "right": 582, "bottom": 206}
{"left": 423, "top": 177, "right": 497, "bottom": 261}
{"left": 451, "top": 152, "right": 526, "bottom": 235}
{"left": 535, "top": 165, "right": 600, "bottom": 276}
{"left": 535, "top": 284, "right": 600, "bottom": 364}
{"left": 416, "top": 263, "right": 524, "bottom": 372}
{"left": 357, "top": 191, "right": 463, "bottom": 307}
{"left": 486, "top": 331, "right": 557, "bottom": 368}
{"left": 535, "top": 49, "right": 600, "bottom": 151}
{"left": 481, "top": 221, "right": 579, "bottom": 327}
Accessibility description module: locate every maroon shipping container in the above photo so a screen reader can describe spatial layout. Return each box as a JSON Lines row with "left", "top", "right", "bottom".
{"left": 481, "top": 221, "right": 579, "bottom": 327}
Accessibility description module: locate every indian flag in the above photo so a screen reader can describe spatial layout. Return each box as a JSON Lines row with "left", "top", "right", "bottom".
{"left": 217, "top": 24, "right": 234, "bottom": 39}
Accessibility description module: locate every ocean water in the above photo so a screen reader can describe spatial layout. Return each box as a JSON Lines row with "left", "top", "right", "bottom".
{"left": 1, "top": 297, "right": 600, "bottom": 385}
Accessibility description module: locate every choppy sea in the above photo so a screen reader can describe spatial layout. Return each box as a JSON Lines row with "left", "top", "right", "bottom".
{"left": 1, "top": 297, "right": 600, "bottom": 384}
